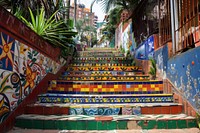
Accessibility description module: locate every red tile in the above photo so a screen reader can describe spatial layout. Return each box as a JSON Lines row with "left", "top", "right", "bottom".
{"left": 170, "top": 105, "right": 182, "bottom": 114}
{"left": 141, "top": 107, "right": 148, "bottom": 114}
{"left": 160, "top": 106, "right": 170, "bottom": 114}
{"left": 43, "top": 107, "right": 53, "bottom": 115}
{"left": 53, "top": 106, "right": 60, "bottom": 114}
{"left": 154, "top": 107, "right": 161, "bottom": 114}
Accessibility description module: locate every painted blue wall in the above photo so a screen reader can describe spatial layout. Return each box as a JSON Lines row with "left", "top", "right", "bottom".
{"left": 167, "top": 47, "right": 200, "bottom": 113}
{"left": 155, "top": 45, "right": 200, "bottom": 113}
{"left": 154, "top": 45, "right": 168, "bottom": 79}
{"left": 135, "top": 35, "right": 154, "bottom": 60}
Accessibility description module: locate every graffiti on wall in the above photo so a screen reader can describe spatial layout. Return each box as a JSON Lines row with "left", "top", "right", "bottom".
{"left": 0, "top": 32, "right": 64, "bottom": 123}
{"left": 167, "top": 47, "right": 200, "bottom": 113}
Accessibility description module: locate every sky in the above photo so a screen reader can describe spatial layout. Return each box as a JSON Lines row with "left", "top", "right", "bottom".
{"left": 79, "top": 0, "right": 106, "bottom": 22}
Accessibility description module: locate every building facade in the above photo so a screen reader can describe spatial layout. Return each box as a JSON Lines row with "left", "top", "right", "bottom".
{"left": 70, "top": 4, "right": 98, "bottom": 28}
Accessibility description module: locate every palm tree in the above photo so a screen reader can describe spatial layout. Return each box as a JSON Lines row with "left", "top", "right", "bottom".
{"left": 95, "top": 0, "right": 139, "bottom": 13}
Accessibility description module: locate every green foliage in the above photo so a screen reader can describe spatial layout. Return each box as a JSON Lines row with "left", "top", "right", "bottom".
{"left": 148, "top": 58, "right": 157, "bottom": 79}
{"left": 96, "top": 0, "right": 139, "bottom": 13}
{"left": 197, "top": 113, "right": 200, "bottom": 128}
{"left": 20, "top": 7, "right": 77, "bottom": 58}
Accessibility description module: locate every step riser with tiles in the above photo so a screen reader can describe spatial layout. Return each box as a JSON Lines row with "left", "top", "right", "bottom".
{"left": 38, "top": 94, "right": 173, "bottom": 104}
{"left": 15, "top": 114, "right": 197, "bottom": 130}
{"left": 25, "top": 104, "right": 182, "bottom": 115}
{"left": 47, "top": 81, "right": 164, "bottom": 94}
{"left": 65, "top": 66, "right": 142, "bottom": 72}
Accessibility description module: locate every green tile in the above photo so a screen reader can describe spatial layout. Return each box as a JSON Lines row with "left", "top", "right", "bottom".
{"left": 117, "top": 120, "right": 127, "bottom": 129}
{"left": 137, "top": 120, "right": 156, "bottom": 129}
{"left": 187, "top": 119, "right": 198, "bottom": 128}
{"left": 97, "top": 121, "right": 108, "bottom": 130}
{"left": 15, "top": 119, "right": 30, "bottom": 128}
{"left": 177, "top": 120, "right": 187, "bottom": 128}
{"left": 15, "top": 119, "right": 24, "bottom": 128}
{"left": 66, "top": 121, "right": 77, "bottom": 130}
{"left": 43, "top": 120, "right": 56, "bottom": 129}
{"left": 146, "top": 120, "right": 156, "bottom": 129}
{"left": 107, "top": 121, "right": 117, "bottom": 130}
{"left": 76, "top": 121, "right": 87, "bottom": 130}
{"left": 157, "top": 120, "right": 167, "bottom": 129}
{"left": 167, "top": 120, "right": 177, "bottom": 129}
{"left": 32, "top": 119, "right": 44, "bottom": 129}
{"left": 56, "top": 120, "right": 66, "bottom": 130}
{"left": 87, "top": 120, "right": 97, "bottom": 130}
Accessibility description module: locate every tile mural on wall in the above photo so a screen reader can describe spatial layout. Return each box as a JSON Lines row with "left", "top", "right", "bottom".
{"left": 0, "top": 32, "right": 64, "bottom": 124}
{"left": 167, "top": 47, "right": 200, "bottom": 114}
{"left": 154, "top": 45, "right": 168, "bottom": 79}
{"left": 155, "top": 45, "right": 200, "bottom": 114}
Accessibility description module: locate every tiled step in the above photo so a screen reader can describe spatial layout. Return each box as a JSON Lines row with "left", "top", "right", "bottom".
{"left": 72, "top": 58, "right": 132, "bottom": 65}
{"left": 15, "top": 114, "right": 197, "bottom": 130}
{"left": 84, "top": 48, "right": 116, "bottom": 51}
{"left": 70, "top": 63, "right": 133, "bottom": 67}
{"left": 25, "top": 103, "right": 183, "bottom": 115}
{"left": 65, "top": 66, "right": 142, "bottom": 72}
{"left": 48, "top": 81, "right": 164, "bottom": 94}
{"left": 59, "top": 75, "right": 149, "bottom": 81}
{"left": 77, "top": 51, "right": 124, "bottom": 57}
{"left": 62, "top": 71, "right": 144, "bottom": 76}
{"left": 77, "top": 53, "right": 124, "bottom": 57}
{"left": 37, "top": 94, "right": 173, "bottom": 104}
{"left": 73, "top": 57, "right": 131, "bottom": 60}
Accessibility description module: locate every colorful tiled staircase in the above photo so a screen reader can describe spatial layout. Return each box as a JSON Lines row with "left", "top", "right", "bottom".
{"left": 15, "top": 48, "right": 197, "bottom": 130}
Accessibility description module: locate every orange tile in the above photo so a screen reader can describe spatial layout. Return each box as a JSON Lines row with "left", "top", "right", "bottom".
{"left": 153, "top": 107, "right": 161, "bottom": 114}
{"left": 160, "top": 107, "right": 170, "bottom": 114}
{"left": 141, "top": 107, "right": 149, "bottom": 114}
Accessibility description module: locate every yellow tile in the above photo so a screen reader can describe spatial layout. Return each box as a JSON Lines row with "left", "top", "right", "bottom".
{"left": 68, "top": 88, "right": 73, "bottom": 91}
{"left": 102, "top": 88, "right": 106, "bottom": 92}
{"left": 151, "top": 84, "right": 155, "bottom": 88}
{"left": 114, "top": 85, "right": 118, "bottom": 88}
{"left": 155, "top": 87, "right": 160, "bottom": 91}
{"left": 48, "top": 87, "right": 52, "bottom": 90}
{"left": 81, "top": 88, "right": 85, "bottom": 91}
{"left": 94, "top": 88, "right": 98, "bottom": 92}
{"left": 85, "top": 88, "right": 89, "bottom": 92}
{"left": 110, "top": 88, "right": 114, "bottom": 92}
{"left": 60, "top": 87, "right": 64, "bottom": 91}
{"left": 98, "top": 85, "right": 102, "bottom": 88}
{"left": 134, "top": 88, "right": 139, "bottom": 91}
{"left": 138, "top": 85, "right": 143, "bottom": 88}
{"left": 77, "top": 85, "right": 81, "bottom": 88}
{"left": 102, "top": 77, "right": 107, "bottom": 80}
{"left": 73, "top": 84, "right": 77, "bottom": 88}
{"left": 142, "top": 88, "right": 147, "bottom": 91}
{"left": 52, "top": 84, "right": 56, "bottom": 88}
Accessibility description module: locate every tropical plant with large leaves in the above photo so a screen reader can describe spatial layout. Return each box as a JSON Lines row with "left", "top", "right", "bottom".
{"left": 148, "top": 58, "right": 157, "bottom": 80}
{"left": 21, "top": 7, "right": 77, "bottom": 58}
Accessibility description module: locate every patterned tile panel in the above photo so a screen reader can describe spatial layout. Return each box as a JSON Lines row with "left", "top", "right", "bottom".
{"left": 38, "top": 94, "right": 173, "bottom": 104}
{"left": 47, "top": 81, "right": 163, "bottom": 94}
{"left": 65, "top": 66, "right": 142, "bottom": 72}
{"left": 60, "top": 75, "right": 149, "bottom": 81}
